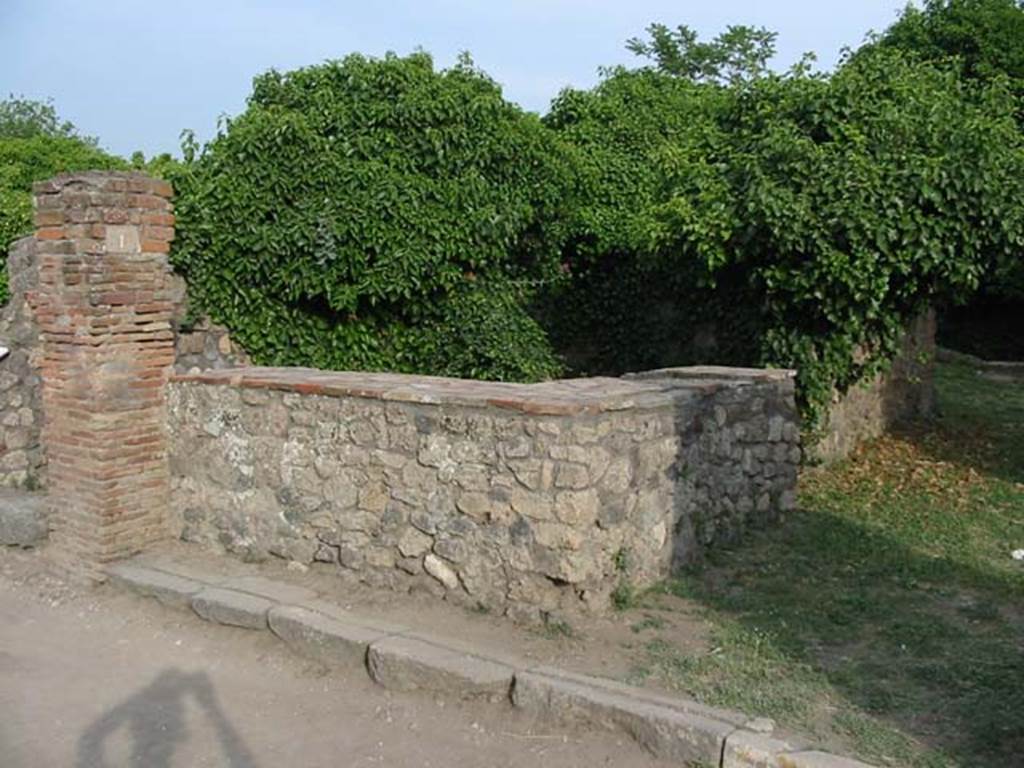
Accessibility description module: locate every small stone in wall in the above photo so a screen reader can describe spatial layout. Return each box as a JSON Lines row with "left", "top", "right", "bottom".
{"left": 601, "top": 457, "right": 632, "bottom": 494}
{"left": 455, "top": 492, "right": 490, "bottom": 520}
{"left": 533, "top": 522, "right": 584, "bottom": 551}
{"left": 554, "top": 462, "right": 590, "bottom": 490}
{"left": 313, "top": 543, "right": 339, "bottom": 563}
{"left": 554, "top": 489, "right": 599, "bottom": 526}
{"left": 397, "top": 556, "right": 423, "bottom": 575}
{"left": 358, "top": 483, "right": 390, "bottom": 514}
{"left": 398, "top": 527, "right": 433, "bottom": 558}
{"left": 508, "top": 489, "right": 553, "bottom": 521}
{"left": 433, "top": 537, "right": 468, "bottom": 564}
{"left": 424, "top": 553, "right": 460, "bottom": 590}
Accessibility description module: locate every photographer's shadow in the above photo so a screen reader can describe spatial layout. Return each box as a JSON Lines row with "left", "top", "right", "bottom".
{"left": 76, "top": 668, "right": 258, "bottom": 768}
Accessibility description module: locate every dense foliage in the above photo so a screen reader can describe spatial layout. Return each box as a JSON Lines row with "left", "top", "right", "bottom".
{"left": 0, "top": 98, "right": 126, "bottom": 302}
{"left": 544, "top": 41, "right": 1024, "bottom": 428}
{"left": 871, "top": 0, "right": 1024, "bottom": 302}
{"left": 872, "top": 0, "right": 1024, "bottom": 93}
{"left": 538, "top": 68, "right": 757, "bottom": 374}
{"left": 169, "top": 53, "right": 571, "bottom": 381}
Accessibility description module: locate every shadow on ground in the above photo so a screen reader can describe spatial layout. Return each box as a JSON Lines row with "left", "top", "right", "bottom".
{"left": 76, "top": 669, "right": 258, "bottom": 768}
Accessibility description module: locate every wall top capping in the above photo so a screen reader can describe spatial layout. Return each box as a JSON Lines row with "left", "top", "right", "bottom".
{"left": 171, "top": 365, "right": 795, "bottom": 417}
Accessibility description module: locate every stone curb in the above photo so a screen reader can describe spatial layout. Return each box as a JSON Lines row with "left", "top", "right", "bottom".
{"left": 107, "top": 559, "right": 876, "bottom": 768}
{"left": 367, "top": 634, "right": 514, "bottom": 701}
{"left": 191, "top": 587, "right": 273, "bottom": 629}
{"left": 268, "top": 604, "right": 393, "bottom": 667}
{"left": 107, "top": 563, "right": 204, "bottom": 609}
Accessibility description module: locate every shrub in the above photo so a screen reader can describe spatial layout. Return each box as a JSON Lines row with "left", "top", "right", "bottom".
{"left": 170, "top": 52, "right": 573, "bottom": 381}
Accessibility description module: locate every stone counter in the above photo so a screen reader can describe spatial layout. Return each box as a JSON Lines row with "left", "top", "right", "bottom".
{"left": 168, "top": 366, "right": 800, "bottom": 621}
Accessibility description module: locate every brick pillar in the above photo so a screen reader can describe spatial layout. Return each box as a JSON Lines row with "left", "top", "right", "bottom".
{"left": 30, "top": 172, "right": 176, "bottom": 578}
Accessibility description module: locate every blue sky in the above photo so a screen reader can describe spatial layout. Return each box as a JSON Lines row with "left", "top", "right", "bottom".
{"left": 2, "top": 1, "right": 912, "bottom": 158}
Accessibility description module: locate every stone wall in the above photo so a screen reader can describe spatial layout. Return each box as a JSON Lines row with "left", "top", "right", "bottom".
{"left": 167, "top": 366, "right": 799, "bottom": 620}
{"left": 811, "top": 311, "right": 936, "bottom": 465}
{"left": 0, "top": 237, "right": 44, "bottom": 489}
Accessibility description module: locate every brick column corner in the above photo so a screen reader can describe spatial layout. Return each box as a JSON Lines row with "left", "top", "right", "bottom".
{"left": 30, "top": 171, "right": 177, "bottom": 579}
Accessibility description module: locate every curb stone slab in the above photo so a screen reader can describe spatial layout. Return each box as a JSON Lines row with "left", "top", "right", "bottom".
{"left": 723, "top": 729, "right": 801, "bottom": 767}
{"left": 267, "top": 604, "right": 393, "bottom": 666}
{"left": 191, "top": 587, "right": 272, "bottom": 629}
{"left": 779, "top": 752, "right": 876, "bottom": 768}
{"left": 523, "top": 665, "right": 749, "bottom": 726}
{"left": 723, "top": 730, "right": 879, "bottom": 768}
{"left": 132, "top": 558, "right": 234, "bottom": 587}
{"left": 367, "top": 635, "right": 515, "bottom": 701}
{"left": 301, "top": 598, "right": 409, "bottom": 635}
{"left": 107, "top": 564, "right": 204, "bottom": 609}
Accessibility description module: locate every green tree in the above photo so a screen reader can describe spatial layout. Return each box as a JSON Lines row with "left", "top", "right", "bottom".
{"left": 0, "top": 97, "right": 125, "bottom": 303}
{"left": 0, "top": 95, "right": 94, "bottom": 142}
{"left": 873, "top": 0, "right": 1024, "bottom": 91}
{"left": 626, "top": 23, "right": 779, "bottom": 85}
{"left": 130, "top": 149, "right": 183, "bottom": 180}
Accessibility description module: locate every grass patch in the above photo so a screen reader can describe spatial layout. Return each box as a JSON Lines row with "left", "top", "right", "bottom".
{"left": 630, "top": 614, "right": 667, "bottom": 634}
{"left": 538, "top": 613, "right": 576, "bottom": 639}
{"left": 629, "top": 362, "right": 1024, "bottom": 767}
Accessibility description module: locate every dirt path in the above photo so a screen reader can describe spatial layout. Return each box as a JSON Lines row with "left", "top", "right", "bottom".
{"left": 0, "top": 549, "right": 673, "bottom": 768}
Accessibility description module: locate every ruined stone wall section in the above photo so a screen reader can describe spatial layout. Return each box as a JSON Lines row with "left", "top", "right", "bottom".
{"left": 0, "top": 237, "right": 44, "bottom": 488}
{"left": 812, "top": 311, "right": 937, "bottom": 465}
{"left": 173, "top": 317, "right": 251, "bottom": 373}
{"left": 167, "top": 367, "right": 799, "bottom": 620}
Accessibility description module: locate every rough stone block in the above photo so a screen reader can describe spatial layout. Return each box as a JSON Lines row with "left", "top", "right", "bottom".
{"left": 191, "top": 587, "right": 272, "bottom": 629}
{"left": 366, "top": 635, "right": 514, "bottom": 700}
{"left": 107, "top": 563, "right": 204, "bottom": 609}
{"left": 722, "top": 729, "right": 803, "bottom": 767}
{"left": 267, "top": 604, "right": 393, "bottom": 667}
{"left": 512, "top": 668, "right": 737, "bottom": 765}
{"left": 0, "top": 491, "right": 47, "bottom": 547}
